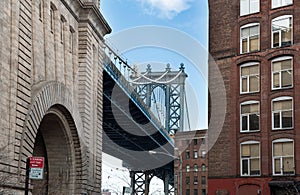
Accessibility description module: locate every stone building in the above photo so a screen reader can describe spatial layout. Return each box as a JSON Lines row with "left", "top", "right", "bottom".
{"left": 174, "top": 130, "right": 208, "bottom": 195}
{"left": 208, "top": 0, "right": 300, "bottom": 194}
{"left": 0, "top": 0, "right": 110, "bottom": 194}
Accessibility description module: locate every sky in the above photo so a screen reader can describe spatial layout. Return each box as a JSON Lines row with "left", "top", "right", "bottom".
{"left": 100, "top": 1, "right": 208, "bottom": 193}
{"left": 100, "top": 0, "right": 209, "bottom": 131}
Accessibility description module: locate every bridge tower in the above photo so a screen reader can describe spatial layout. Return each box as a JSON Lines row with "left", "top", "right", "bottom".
{"left": 128, "top": 64, "right": 187, "bottom": 195}
{"left": 130, "top": 63, "right": 188, "bottom": 135}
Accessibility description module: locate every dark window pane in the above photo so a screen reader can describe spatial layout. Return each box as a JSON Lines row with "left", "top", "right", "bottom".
{"left": 194, "top": 189, "right": 198, "bottom": 195}
{"left": 242, "top": 115, "right": 248, "bottom": 130}
{"left": 186, "top": 151, "right": 190, "bottom": 159}
{"left": 273, "top": 113, "right": 280, "bottom": 128}
{"left": 282, "top": 111, "right": 292, "bottom": 128}
{"left": 242, "top": 159, "right": 249, "bottom": 175}
{"left": 249, "top": 114, "right": 259, "bottom": 130}
{"left": 186, "top": 189, "right": 190, "bottom": 195}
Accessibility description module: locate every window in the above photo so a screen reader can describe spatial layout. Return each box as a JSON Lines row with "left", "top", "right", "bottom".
{"left": 50, "top": 8, "right": 54, "bottom": 32}
{"left": 241, "top": 101, "right": 260, "bottom": 132}
{"left": 194, "top": 176, "right": 198, "bottom": 185}
{"left": 272, "top": 97, "right": 293, "bottom": 129}
{"left": 272, "top": 57, "right": 293, "bottom": 90}
{"left": 240, "top": 0, "right": 259, "bottom": 16}
{"left": 272, "top": 15, "right": 292, "bottom": 48}
{"left": 194, "top": 164, "right": 198, "bottom": 172}
{"left": 272, "top": 0, "right": 292, "bottom": 9}
{"left": 69, "top": 26, "right": 75, "bottom": 53}
{"left": 202, "top": 189, "right": 206, "bottom": 195}
{"left": 194, "top": 150, "right": 198, "bottom": 159}
{"left": 241, "top": 141, "right": 260, "bottom": 176}
{"left": 194, "top": 189, "right": 198, "bottom": 195}
{"left": 186, "top": 189, "right": 190, "bottom": 195}
{"left": 194, "top": 139, "right": 198, "bottom": 145}
{"left": 273, "top": 139, "right": 294, "bottom": 175}
{"left": 240, "top": 23, "right": 260, "bottom": 53}
{"left": 60, "top": 16, "right": 66, "bottom": 43}
{"left": 240, "top": 63, "right": 259, "bottom": 93}
{"left": 201, "top": 164, "right": 206, "bottom": 172}
{"left": 201, "top": 150, "right": 206, "bottom": 158}
{"left": 186, "top": 177, "right": 190, "bottom": 184}
{"left": 186, "top": 165, "right": 190, "bottom": 172}
{"left": 38, "top": 1, "right": 43, "bottom": 21}
{"left": 201, "top": 138, "right": 206, "bottom": 145}
{"left": 201, "top": 176, "right": 206, "bottom": 185}
{"left": 186, "top": 151, "right": 190, "bottom": 159}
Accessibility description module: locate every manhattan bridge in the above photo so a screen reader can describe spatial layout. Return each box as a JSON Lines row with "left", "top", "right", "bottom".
{"left": 102, "top": 42, "right": 188, "bottom": 195}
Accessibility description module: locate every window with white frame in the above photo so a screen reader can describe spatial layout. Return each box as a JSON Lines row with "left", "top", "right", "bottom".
{"left": 241, "top": 101, "right": 260, "bottom": 132}
{"left": 186, "top": 165, "right": 190, "bottom": 172}
{"left": 194, "top": 150, "right": 198, "bottom": 159}
{"left": 201, "top": 150, "right": 206, "bottom": 158}
{"left": 273, "top": 139, "right": 294, "bottom": 175}
{"left": 241, "top": 23, "right": 260, "bottom": 54}
{"left": 272, "top": 0, "right": 292, "bottom": 9}
{"left": 272, "top": 15, "right": 293, "bottom": 48}
{"left": 272, "top": 97, "right": 293, "bottom": 129}
{"left": 240, "top": 0, "right": 260, "bottom": 16}
{"left": 194, "top": 164, "right": 198, "bottom": 172}
{"left": 240, "top": 63, "right": 259, "bottom": 93}
{"left": 272, "top": 56, "right": 293, "bottom": 90}
{"left": 241, "top": 141, "right": 260, "bottom": 176}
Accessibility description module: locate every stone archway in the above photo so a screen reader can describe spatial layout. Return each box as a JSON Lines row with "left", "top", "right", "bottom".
{"left": 32, "top": 106, "right": 77, "bottom": 194}
{"left": 19, "top": 82, "right": 86, "bottom": 194}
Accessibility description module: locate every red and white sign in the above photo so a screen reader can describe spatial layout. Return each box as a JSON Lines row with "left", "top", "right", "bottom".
{"left": 29, "top": 157, "right": 44, "bottom": 179}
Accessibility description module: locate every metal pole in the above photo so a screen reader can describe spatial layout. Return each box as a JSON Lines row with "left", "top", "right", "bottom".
{"left": 25, "top": 157, "right": 30, "bottom": 195}
{"left": 179, "top": 156, "right": 182, "bottom": 195}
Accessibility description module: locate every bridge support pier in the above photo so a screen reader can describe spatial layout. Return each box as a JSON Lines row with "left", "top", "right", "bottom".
{"left": 130, "top": 171, "right": 154, "bottom": 195}
{"left": 163, "top": 170, "right": 174, "bottom": 195}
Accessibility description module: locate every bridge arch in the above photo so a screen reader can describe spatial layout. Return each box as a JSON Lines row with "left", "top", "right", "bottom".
{"left": 19, "top": 81, "right": 85, "bottom": 194}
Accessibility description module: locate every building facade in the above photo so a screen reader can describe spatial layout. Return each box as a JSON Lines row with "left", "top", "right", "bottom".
{"left": 175, "top": 130, "right": 208, "bottom": 195}
{"left": 0, "top": 0, "right": 110, "bottom": 194}
{"left": 208, "top": 0, "right": 300, "bottom": 194}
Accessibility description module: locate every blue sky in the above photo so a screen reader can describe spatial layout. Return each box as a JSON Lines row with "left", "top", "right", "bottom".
{"left": 101, "top": 0, "right": 208, "bottom": 46}
{"left": 100, "top": 0, "right": 209, "bottom": 130}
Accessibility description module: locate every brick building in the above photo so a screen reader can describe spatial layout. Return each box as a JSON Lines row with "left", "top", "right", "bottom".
{"left": 208, "top": 0, "right": 300, "bottom": 194}
{"left": 175, "top": 130, "right": 208, "bottom": 195}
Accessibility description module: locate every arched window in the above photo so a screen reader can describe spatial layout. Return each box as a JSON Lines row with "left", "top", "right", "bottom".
{"left": 272, "top": 15, "right": 293, "bottom": 48}
{"left": 272, "top": 97, "right": 293, "bottom": 129}
{"left": 240, "top": 62, "right": 260, "bottom": 93}
{"left": 272, "top": 138, "right": 294, "bottom": 175}
{"left": 240, "top": 141, "right": 260, "bottom": 176}
{"left": 240, "top": 101, "right": 260, "bottom": 132}
{"left": 240, "top": 23, "right": 260, "bottom": 53}
{"left": 271, "top": 56, "right": 293, "bottom": 90}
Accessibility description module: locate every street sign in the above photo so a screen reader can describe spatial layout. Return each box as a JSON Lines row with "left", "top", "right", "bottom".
{"left": 29, "top": 157, "right": 44, "bottom": 179}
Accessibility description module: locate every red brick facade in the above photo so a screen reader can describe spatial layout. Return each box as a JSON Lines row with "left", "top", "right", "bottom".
{"left": 208, "top": 0, "right": 300, "bottom": 194}
{"left": 175, "top": 130, "right": 208, "bottom": 195}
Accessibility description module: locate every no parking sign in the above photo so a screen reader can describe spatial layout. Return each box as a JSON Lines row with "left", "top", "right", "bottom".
{"left": 29, "top": 157, "right": 44, "bottom": 179}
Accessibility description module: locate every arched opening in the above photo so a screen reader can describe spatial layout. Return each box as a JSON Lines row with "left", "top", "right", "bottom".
{"left": 31, "top": 106, "right": 77, "bottom": 194}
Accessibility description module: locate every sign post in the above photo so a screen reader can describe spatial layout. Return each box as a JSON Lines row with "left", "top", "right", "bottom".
{"left": 25, "top": 157, "right": 45, "bottom": 195}
{"left": 28, "top": 157, "right": 44, "bottom": 179}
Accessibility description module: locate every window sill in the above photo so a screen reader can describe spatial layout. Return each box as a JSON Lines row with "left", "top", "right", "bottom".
{"left": 272, "top": 128, "right": 293, "bottom": 131}
{"left": 240, "top": 130, "right": 260, "bottom": 133}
